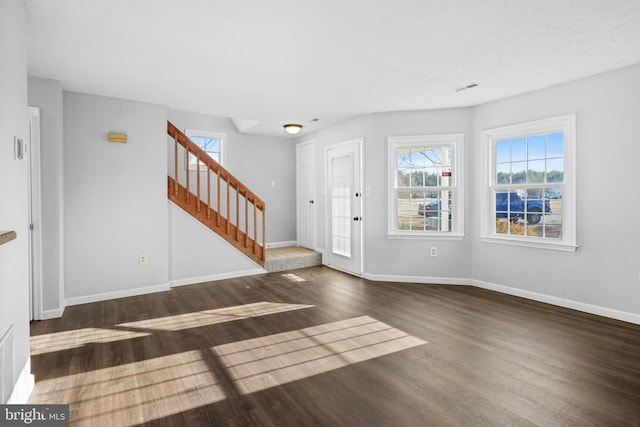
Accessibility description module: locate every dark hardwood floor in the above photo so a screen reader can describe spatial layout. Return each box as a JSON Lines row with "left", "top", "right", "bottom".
{"left": 29, "top": 266, "right": 640, "bottom": 426}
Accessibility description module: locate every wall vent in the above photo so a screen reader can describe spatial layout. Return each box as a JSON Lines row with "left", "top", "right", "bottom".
{"left": 0, "top": 325, "right": 14, "bottom": 403}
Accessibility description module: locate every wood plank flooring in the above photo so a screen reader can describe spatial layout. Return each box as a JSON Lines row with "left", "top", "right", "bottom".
{"left": 29, "top": 266, "right": 640, "bottom": 426}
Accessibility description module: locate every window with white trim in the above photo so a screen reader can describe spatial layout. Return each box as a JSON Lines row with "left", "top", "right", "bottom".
{"left": 480, "top": 114, "right": 576, "bottom": 251}
{"left": 388, "top": 134, "right": 464, "bottom": 238}
{"left": 185, "top": 129, "right": 225, "bottom": 169}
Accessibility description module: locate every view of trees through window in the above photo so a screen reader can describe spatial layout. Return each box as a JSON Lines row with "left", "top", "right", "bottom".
{"left": 395, "top": 145, "right": 453, "bottom": 232}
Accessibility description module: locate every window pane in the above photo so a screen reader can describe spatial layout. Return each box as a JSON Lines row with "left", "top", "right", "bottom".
{"left": 547, "top": 132, "right": 564, "bottom": 157}
{"left": 409, "top": 169, "right": 422, "bottom": 187}
{"left": 397, "top": 168, "right": 411, "bottom": 187}
{"left": 511, "top": 161, "right": 527, "bottom": 184}
{"left": 528, "top": 160, "right": 545, "bottom": 183}
{"left": 546, "top": 159, "right": 564, "bottom": 183}
{"left": 527, "top": 135, "right": 545, "bottom": 159}
{"left": 511, "top": 138, "right": 526, "bottom": 161}
{"left": 422, "top": 148, "right": 442, "bottom": 167}
{"left": 331, "top": 155, "right": 351, "bottom": 257}
{"left": 396, "top": 150, "right": 411, "bottom": 169}
{"left": 496, "top": 163, "right": 510, "bottom": 184}
{"left": 496, "top": 218, "right": 509, "bottom": 235}
{"left": 426, "top": 168, "right": 439, "bottom": 187}
{"left": 545, "top": 187, "right": 562, "bottom": 200}
{"left": 543, "top": 193, "right": 563, "bottom": 239}
{"left": 412, "top": 148, "right": 430, "bottom": 167}
{"left": 496, "top": 140, "right": 510, "bottom": 163}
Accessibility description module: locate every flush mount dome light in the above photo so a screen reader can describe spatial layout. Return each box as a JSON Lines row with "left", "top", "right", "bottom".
{"left": 283, "top": 123, "right": 303, "bottom": 135}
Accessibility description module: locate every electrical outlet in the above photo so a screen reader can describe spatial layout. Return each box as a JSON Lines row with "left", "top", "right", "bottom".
{"left": 429, "top": 247, "right": 438, "bottom": 257}
{"left": 138, "top": 253, "right": 148, "bottom": 265}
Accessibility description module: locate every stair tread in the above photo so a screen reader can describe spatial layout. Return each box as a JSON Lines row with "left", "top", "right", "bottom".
{"left": 264, "top": 247, "right": 322, "bottom": 272}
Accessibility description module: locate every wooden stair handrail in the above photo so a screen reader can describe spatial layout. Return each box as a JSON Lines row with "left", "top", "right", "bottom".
{"left": 168, "top": 122, "right": 265, "bottom": 209}
{"left": 167, "top": 121, "right": 266, "bottom": 263}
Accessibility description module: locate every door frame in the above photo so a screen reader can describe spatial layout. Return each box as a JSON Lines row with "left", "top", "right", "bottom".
{"left": 324, "top": 138, "right": 364, "bottom": 276}
{"left": 296, "top": 139, "right": 316, "bottom": 251}
{"left": 28, "top": 106, "right": 43, "bottom": 320}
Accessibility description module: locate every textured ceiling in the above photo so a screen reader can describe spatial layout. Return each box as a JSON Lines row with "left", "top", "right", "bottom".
{"left": 26, "top": 0, "right": 640, "bottom": 137}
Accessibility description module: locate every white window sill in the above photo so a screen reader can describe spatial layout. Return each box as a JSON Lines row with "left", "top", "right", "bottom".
{"left": 481, "top": 236, "right": 577, "bottom": 252}
{"left": 388, "top": 233, "right": 466, "bottom": 241}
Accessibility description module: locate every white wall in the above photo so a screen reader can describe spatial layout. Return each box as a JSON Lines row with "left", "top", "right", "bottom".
{"left": 167, "top": 109, "right": 297, "bottom": 245}
{"left": 27, "top": 77, "right": 65, "bottom": 318}
{"left": 168, "top": 203, "right": 264, "bottom": 285}
{"left": 0, "top": 0, "right": 33, "bottom": 403}
{"left": 470, "top": 63, "right": 640, "bottom": 321}
{"left": 63, "top": 92, "right": 169, "bottom": 304}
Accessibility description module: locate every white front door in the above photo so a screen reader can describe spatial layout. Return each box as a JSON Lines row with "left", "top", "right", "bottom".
{"left": 326, "top": 139, "right": 363, "bottom": 275}
{"left": 296, "top": 141, "right": 316, "bottom": 250}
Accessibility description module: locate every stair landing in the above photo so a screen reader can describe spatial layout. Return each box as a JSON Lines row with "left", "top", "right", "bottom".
{"left": 264, "top": 247, "right": 322, "bottom": 272}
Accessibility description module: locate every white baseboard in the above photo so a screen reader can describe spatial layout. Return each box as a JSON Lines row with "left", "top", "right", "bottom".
{"left": 65, "top": 283, "right": 170, "bottom": 307}
{"left": 40, "top": 306, "right": 65, "bottom": 320}
{"left": 472, "top": 279, "right": 640, "bottom": 326}
{"left": 365, "top": 272, "right": 471, "bottom": 286}
{"left": 8, "top": 359, "right": 34, "bottom": 404}
{"left": 361, "top": 272, "right": 640, "bottom": 326}
{"left": 266, "top": 241, "right": 298, "bottom": 249}
{"left": 170, "top": 268, "right": 267, "bottom": 287}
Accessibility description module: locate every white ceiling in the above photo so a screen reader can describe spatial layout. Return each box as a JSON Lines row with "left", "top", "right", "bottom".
{"left": 25, "top": 0, "right": 640, "bottom": 137}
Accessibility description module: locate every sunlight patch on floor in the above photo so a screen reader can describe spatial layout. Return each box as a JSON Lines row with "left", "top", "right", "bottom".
{"left": 213, "top": 315, "right": 427, "bottom": 394}
{"left": 31, "top": 350, "right": 225, "bottom": 427}
{"left": 116, "top": 301, "right": 314, "bottom": 331}
{"left": 282, "top": 273, "right": 306, "bottom": 282}
{"left": 30, "top": 328, "right": 151, "bottom": 356}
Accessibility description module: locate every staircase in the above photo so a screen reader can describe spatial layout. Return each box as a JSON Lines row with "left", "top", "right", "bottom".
{"left": 167, "top": 122, "right": 265, "bottom": 266}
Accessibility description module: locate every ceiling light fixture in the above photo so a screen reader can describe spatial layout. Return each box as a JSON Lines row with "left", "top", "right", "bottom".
{"left": 283, "top": 123, "right": 303, "bottom": 135}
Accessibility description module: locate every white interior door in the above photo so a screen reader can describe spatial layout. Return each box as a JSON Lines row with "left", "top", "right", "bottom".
{"left": 296, "top": 141, "right": 316, "bottom": 249}
{"left": 327, "top": 139, "right": 362, "bottom": 275}
{"left": 28, "top": 106, "right": 42, "bottom": 320}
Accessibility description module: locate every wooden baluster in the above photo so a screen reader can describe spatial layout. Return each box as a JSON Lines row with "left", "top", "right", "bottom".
{"left": 235, "top": 184, "right": 240, "bottom": 241}
{"left": 253, "top": 203, "right": 257, "bottom": 254}
{"left": 186, "top": 145, "right": 190, "bottom": 203}
{"left": 245, "top": 194, "right": 249, "bottom": 248}
{"left": 196, "top": 153, "right": 201, "bottom": 212}
{"left": 207, "top": 166, "right": 211, "bottom": 220}
{"left": 226, "top": 177, "right": 230, "bottom": 235}
{"left": 261, "top": 205, "right": 266, "bottom": 260}
{"left": 217, "top": 172, "right": 221, "bottom": 227}
{"left": 173, "top": 132, "right": 179, "bottom": 196}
